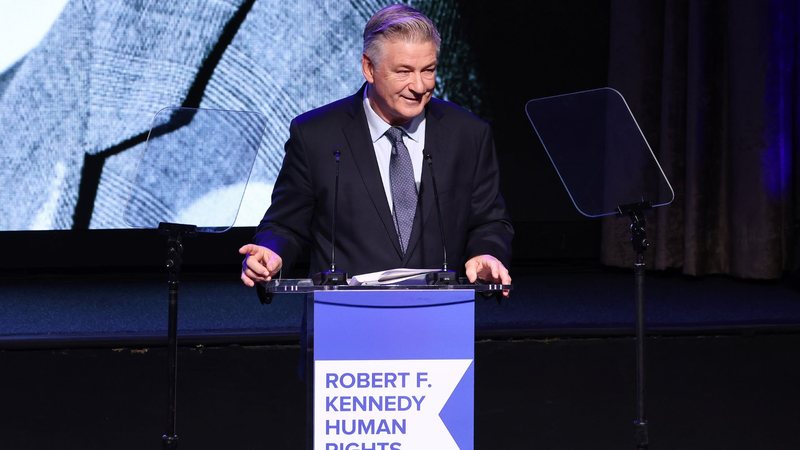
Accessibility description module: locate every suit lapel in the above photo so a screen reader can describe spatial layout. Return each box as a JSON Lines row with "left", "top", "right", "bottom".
{"left": 342, "top": 87, "right": 404, "bottom": 259}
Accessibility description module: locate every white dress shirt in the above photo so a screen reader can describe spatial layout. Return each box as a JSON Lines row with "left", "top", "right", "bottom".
{"left": 362, "top": 85, "right": 426, "bottom": 214}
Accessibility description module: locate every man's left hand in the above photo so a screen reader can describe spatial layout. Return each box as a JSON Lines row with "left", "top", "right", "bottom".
{"left": 465, "top": 254, "right": 511, "bottom": 297}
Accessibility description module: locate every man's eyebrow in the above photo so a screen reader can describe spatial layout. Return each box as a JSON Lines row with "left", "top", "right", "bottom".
{"left": 395, "top": 62, "right": 437, "bottom": 70}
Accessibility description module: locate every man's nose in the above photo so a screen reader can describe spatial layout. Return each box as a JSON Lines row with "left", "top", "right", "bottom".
{"left": 408, "top": 72, "right": 426, "bottom": 94}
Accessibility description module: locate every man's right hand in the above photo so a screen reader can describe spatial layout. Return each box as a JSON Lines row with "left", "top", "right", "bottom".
{"left": 239, "top": 244, "right": 283, "bottom": 287}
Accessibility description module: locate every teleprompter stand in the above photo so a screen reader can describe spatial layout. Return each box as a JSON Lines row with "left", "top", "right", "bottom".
{"left": 526, "top": 88, "right": 675, "bottom": 449}
{"left": 618, "top": 201, "right": 652, "bottom": 448}
{"left": 123, "top": 106, "right": 267, "bottom": 448}
{"left": 158, "top": 222, "right": 196, "bottom": 449}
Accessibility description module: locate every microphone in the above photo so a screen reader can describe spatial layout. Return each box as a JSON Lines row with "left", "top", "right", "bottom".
{"left": 423, "top": 149, "right": 456, "bottom": 285}
{"left": 312, "top": 149, "right": 348, "bottom": 285}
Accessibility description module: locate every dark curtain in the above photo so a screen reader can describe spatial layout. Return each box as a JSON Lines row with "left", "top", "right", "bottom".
{"left": 602, "top": 0, "right": 799, "bottom": 279}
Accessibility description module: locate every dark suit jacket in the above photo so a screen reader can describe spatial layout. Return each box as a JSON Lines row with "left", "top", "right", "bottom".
{"left": 254, "top": 85, "right": 513, "bottom": 277}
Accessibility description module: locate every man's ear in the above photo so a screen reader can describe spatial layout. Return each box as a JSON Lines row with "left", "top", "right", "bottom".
{"left": 361, "top": 53, "right": 375, "bottom": 83}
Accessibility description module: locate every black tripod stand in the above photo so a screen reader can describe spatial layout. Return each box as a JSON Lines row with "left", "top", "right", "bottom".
{"left": 158, "top": 222, "right": 196, "bottom": 449}
{"left": 122, "top": 106, "right": 267, "bottom": 448}
{"left": 618, "top": 202, "right": 651, "bottom": 449}
{"left": 525, "top": 87, "right": 675, "bottom": 449}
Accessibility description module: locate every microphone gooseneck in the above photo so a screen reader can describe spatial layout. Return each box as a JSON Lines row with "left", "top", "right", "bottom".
{"left": 311, "top": 149, "right": 348, "bottom": 285}
{"left": 330, "top": 149, "right": 340, "bottom": 272}
{"left": 424, "top": 150, "right": 448, "bottom": 271}
{"left": 424, "top": 149, "right": 456, "bottom": 285}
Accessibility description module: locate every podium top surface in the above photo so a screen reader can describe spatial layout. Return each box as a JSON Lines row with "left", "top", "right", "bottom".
{"left": 261, "top": 278, "right": 511, "bottom": 294}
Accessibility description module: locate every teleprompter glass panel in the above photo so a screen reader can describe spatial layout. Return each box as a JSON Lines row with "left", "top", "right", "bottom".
{"left": 525, "top": 87, "right": 674, "bottom": 217}
{"left": 124, "top": 106, "right": 267, "bottom": 232}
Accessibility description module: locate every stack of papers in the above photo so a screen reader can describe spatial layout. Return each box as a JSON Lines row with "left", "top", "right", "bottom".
{"left": 348, "top": 268, "right": 440, "bottom": 286}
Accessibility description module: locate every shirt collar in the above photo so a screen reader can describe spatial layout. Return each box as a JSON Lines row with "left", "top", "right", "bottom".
{"left": 363, "top": 84, "right": 425, "bottom": 143}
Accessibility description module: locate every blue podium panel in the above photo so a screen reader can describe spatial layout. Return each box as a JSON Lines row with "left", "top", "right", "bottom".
{"left": 313, "top": 289, "right": 475, "bottom": 450}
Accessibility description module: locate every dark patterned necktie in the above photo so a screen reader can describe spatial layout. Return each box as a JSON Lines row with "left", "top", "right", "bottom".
{"left": 384, "top": 127, "right": 417, "bottom": 253}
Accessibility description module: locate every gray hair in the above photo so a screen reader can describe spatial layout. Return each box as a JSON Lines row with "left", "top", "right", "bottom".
{"left": 363, "top": 4, "right": 441, "bottom": 64}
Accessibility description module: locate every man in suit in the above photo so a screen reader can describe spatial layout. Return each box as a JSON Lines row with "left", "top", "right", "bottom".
{"left": 239, "top": 4, "right": 513, "bottom": 291}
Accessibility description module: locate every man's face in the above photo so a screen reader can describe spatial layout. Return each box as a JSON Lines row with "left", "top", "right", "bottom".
{"left": 362, "top": 39, "right": 437, "bottom": 126}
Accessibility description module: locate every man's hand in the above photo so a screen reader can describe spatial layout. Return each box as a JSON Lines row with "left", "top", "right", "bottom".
{"left": 465, "top": 254, "right": 511, "bottom": 297}
{"left": 239, "top": 244, "right": 283, "bottom": 287}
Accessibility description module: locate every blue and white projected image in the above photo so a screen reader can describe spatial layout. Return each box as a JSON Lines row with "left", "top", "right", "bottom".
{"left": 0, "top": 0, "right": 477, "bottom": 231}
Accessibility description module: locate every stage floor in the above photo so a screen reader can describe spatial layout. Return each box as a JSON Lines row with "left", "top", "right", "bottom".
{"left": 2, "top": 266, "right": 800, "bottom": 347}
{"left": 1, "top": 334, "right": 799, "bottom": 449}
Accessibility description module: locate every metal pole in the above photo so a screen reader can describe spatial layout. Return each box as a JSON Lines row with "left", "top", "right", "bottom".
{"left": 626, "top": 206, "right": 649, "bottom": 449}
{"left": 158, "top": 223, "right": 195, "bottom": 449}
{"left": 634, "top": 253, "right": 648, "bottom": 449}
{"left": 163, "top": 276, "right": 180, "bottom": 449}
{"left": 162, "top": 235, "right": 182, "bottom": 449}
